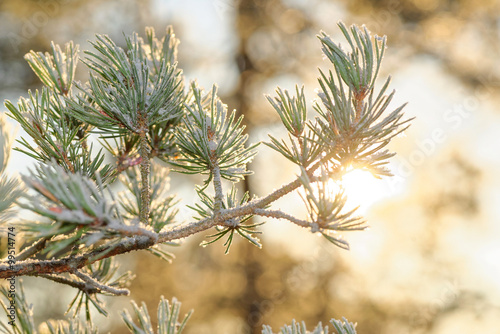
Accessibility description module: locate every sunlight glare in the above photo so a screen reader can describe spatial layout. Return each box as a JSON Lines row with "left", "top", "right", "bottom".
{"left": 339, "top": 168, "right": 390, "bottom": 213}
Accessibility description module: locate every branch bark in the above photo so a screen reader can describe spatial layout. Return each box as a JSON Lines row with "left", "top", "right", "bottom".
{"left": 253, "top": 208, "right": 311, "bottom": 228}
{"left": 16, "top": 237, "right": 50, "bottom": 261}
{"left": 72, "top": 270, "right": 129, "bottom": 296}
{"left": 138, "top": 111, "right": 151, "bottom": 225}
{"left": 0, "top": 235, "right": 155, "bottom": 278}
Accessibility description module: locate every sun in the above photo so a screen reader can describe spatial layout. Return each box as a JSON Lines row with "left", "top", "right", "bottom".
{"left": 337, "top": 168, "right": 389, "bottom": 213}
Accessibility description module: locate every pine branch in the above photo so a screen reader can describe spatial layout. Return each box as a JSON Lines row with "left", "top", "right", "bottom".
{"left": 72, "top": 270, "right": 129, "bottom": 296}
{"left": 1, "top": 170, "right": 325, "bottom": 277}
{"left": 39, "top": 273, "right": 100, "bottom": 294}
{"left": 2, "top": 150, "right": 361, "bottom": 279}
{"left": 15, "top": 237, "right": 50, "bottom": 261}
{"left": 157, "top": 162, "right": 330, "bottom": 242}
{"left": 0, "top": 21, "right": 411, "bottom": 330}
{"left": 0, "top": 235, "right": 154, "bottom": 278}
{"left": 158, "top": 174, "right": 311, "bottom": 242}
{"left": 211, "top": 165, "right": 224, "bottom": 213}
{"left": 253, "top": 209, "right": 311, "bottom": 229}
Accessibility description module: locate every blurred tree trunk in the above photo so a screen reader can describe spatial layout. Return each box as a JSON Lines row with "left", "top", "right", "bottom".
{"left": 234, "top": 1, "right": 262, "bottom": 332}
{"left": 230, "top": 1, "right": 315, "bottom": 331}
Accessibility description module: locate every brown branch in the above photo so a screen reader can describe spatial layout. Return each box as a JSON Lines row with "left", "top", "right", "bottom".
{"left": 40, "top": 271, "right": 129, "bottom": 296}
{"left": 159, "top": 216, "right": 220, "bottom": 242}
{"left": 39, "top": 273, "right": 100, "bottom": 294}
{"left": 0, "top": 235, "right": 155, "bottom": 278}
{"left": 16, "top": 237, "right": 50, "bottom": 261}
{"left": 72, "top": 270, "right": 129, "bottom": 296}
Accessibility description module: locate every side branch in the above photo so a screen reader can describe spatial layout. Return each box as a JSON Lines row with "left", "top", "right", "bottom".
{"left": 39, "top": 274, "right": 100, "bottom": 294}
{"left": 159, "top": 216, "right": 218, "bottom": 241}
{"left": 16, "top": 237, "right": 50, "bottom": 261}
{"left": 247, "top": 153, "right": 341, "bottom": 210}
{"left": 72, "top": 270, "right": 129, "bottom": 296}
{"left": 211, "top": 164, "right": 224, "bottom": 213}
{"left": 253, "top": 209, "right": 311, "bottom": 229}
{"left": 138, "top": 111, "right": 151, "bottom": 225}
{"left": 107, "top": 222, "right": 158, "bottom": 241}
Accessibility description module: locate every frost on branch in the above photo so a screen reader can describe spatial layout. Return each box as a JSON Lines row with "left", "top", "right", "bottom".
{"left": 0, "top": 22, "right": 410, "bottom": 332}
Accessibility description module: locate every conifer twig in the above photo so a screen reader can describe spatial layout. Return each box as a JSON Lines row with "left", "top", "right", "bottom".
{"left": 39, "top": 274, "right": 100, "bottom": 294}
{"left": 137, "top": 111, "right": 151, "bottom": 225}
{"left": 211, "top": 165, "right": 224, "bottom": 213}
{"left": 0, "top": 235, "right": 155, "bottom": 278}
{"left": 16, "top": 237, "right": 50, "bottom": 261}
{"left": 72, "top": 270, "right": 129, "bottom": 296}
{"left": 253, "top": 209, "right": 311, "bottom": 229}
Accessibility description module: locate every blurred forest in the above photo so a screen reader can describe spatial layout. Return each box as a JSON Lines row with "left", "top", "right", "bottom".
{"left": 1, "top": 0, "right": 500, "bottom": 333}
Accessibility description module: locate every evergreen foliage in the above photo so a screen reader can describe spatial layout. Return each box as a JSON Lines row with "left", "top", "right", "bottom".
{"left": 121, "top": 297, "right": 192, "bottom": 334}
{"left": 261, "top": 317, "right": 357, "bottom": 334}
{"left": 0, "top": 22, "right": 409, "bottom": 332}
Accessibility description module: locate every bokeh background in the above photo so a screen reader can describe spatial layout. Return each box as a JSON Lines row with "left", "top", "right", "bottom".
{"left": 1, "top": 0, "right": 500, "bottom": 333}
